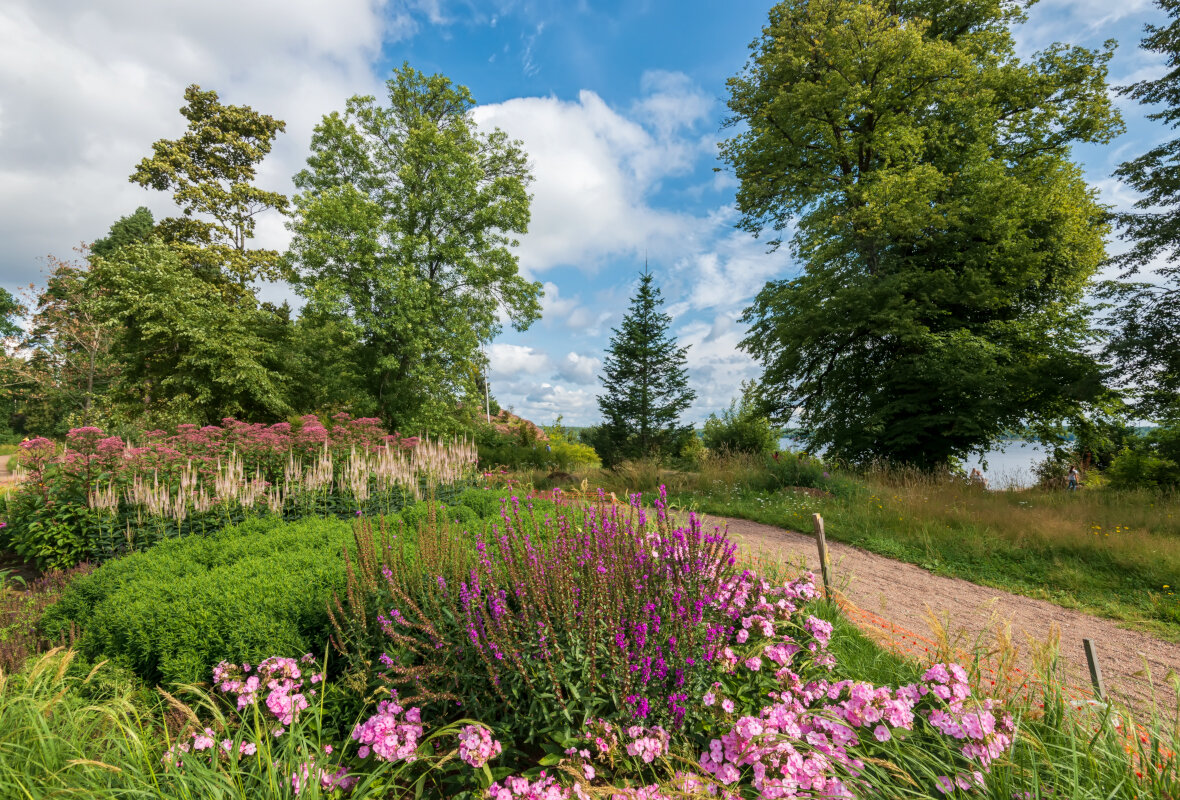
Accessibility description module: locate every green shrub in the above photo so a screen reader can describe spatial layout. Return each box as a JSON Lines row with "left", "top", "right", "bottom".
{"left": 764, "top": 451, "right": 832, "bottom": 489}
{"left": 1106, "top": 426, "right": 1180, "bottom": 489}
{"left": 399, "top": 501, "right": 482, "bottom": 532}
{"left": 701, "top": 383, "right": 779, "bottom": 455}
{"left": 41, "top": 517, "right": 355, "bottom": 684}
{"left": 456, "top": 487, "right": 508, "bottom": 518}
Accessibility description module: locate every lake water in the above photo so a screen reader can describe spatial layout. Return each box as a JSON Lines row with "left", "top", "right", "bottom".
{"left": 779, "top": 437, "right": 1047, "bottom": 489}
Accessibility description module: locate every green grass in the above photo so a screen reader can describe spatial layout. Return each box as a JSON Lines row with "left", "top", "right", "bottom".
{"left": 669, "top": 476, "right": 1180, "bottom": 640}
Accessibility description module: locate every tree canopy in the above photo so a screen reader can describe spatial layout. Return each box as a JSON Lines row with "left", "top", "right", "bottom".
{"left": 88, "top": 238, "right": 289, "bottom": 425}
{"left": 131, "top": 85, "right": 289, "bottom": 288}
{"left": 723, "top": 0, "right": 1122, "bottom": 467}
{"left": 288, "top": 64, "right": 542, "bottom": 432}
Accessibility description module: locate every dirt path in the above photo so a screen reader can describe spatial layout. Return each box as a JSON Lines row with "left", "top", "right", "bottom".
{"left": 710, "top": 514, "right": 1180, "bottom": 710}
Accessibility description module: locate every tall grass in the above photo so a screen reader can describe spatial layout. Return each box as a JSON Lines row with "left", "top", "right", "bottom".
{"left": 0, "top": 649, "right": 458, "bottom": 799}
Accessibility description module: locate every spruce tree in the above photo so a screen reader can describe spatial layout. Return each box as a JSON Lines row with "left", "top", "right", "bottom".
{"left": 593, "top": 270, "right": 695, "bottom": 465}
{"left": 1104, "top": 0, "right": 1180, "bottom": 419}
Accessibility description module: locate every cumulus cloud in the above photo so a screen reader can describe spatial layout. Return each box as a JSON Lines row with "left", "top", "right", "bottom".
{"left": 522, "top": 383, "right": 597, "bottom": 419}
{"left": 0, "top": 0, "right": 389, "bottom": 287}
{"left": 555, "top": 351, "right": 601, "bottom": 384}
{"left": 488, "top": 343, "right": 551, "bottom": 377}
{"left": 471, "top": 69, "right": 717, "bottom": 273}
{"left": 678, "top": 313, "right": 761, "bottom": 420}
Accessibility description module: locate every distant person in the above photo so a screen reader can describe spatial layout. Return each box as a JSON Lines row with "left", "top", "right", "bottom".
{"left": 1067, "top": 465, "right": 1079, "bottom": 492}
{"left": 968, "top": 467, "right": 988, "bottom": 489}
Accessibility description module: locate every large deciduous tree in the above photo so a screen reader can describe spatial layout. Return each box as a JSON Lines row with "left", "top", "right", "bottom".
{"left": 88, "top": 239, "right": 289, "bottom": 426}
{"left": 288, "top": 64, "right": 542, "bottom": 432}
{"left": 591, "top": 270, "right": 695, "bottom": 466}
{"left": 1106, "top": 0, "right": 1180, "bottom": 420}
{"left": 131, "top": 85, "right": 288, "bottom": 288}
{"left": 722, "top": 0, "right": 1122, "bottom": 467}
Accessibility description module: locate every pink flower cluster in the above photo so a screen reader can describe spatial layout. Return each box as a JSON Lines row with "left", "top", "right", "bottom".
{"left": 695, "top": 663, "right": 1015, "bottom": 798}
{"left": 487, "top": 771, "right": 571, "bottom": 799}
{"left": 458, "top": 724, "right": 503, "bottom": 768}
{"left": 290, "top": 757, "right": 357, "bottom": 796}
{"left": 712, "top": 571, "right": 838, "bottom": 685}
{"left": 161, "top": 727, "right": 257, "bottom": 770}
{"left": 916, "top": 664, "right": 1015, "bottom": 792}
{"left": 623, "top": 725, "right": 670, "bottom": 764}
{"left": 351, "top": 691, "right": 424, "bottom": 763}
{"left": 20, "top": 415, "right": 418, "bottom": 505}
{"left": 212, "top": 654, "right": 315, "bottom": 732}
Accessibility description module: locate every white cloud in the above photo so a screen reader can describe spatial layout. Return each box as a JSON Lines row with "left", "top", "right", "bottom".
{"left": 488, "top": 343, "right": 551, "bottom": 376}
{"left": 0, "top": 0, "right": 389, "bottom": 288}
{"left": 632, "top": 70, "right": 714, "bottom": 137}
{"left": 471, "top": 71, "right": 715, "bottom": 274}
{"left": 679, "top": 313, "right": 761, "bottom": 421}
{"left": 521, "top": 383, "right": 597, "bottom": 419}
{"left": 556, "top": 351, "right": 601, "bottom": 384}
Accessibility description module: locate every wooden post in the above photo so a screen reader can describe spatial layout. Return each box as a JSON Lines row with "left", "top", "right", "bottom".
{"left": 1083, "top": 638, "right": 1106, "bottom": 699}
{"left": 812, "top": 513, "right": 832, "bottom": 598}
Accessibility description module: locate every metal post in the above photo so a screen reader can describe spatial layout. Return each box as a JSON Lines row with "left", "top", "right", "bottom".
{"left": 812, "top": 513, "right": 833, "bottom": 598}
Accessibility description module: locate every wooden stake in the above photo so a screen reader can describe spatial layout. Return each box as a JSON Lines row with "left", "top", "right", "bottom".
{"left": 812, "top": 513, "right": 832, "bottom": 598}
{"left": 1083, "top": 638, "right": 1106, "bottom": 699}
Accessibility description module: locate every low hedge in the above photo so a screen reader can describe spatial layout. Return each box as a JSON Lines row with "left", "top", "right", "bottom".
{"left": 41, "top": 517, "right": 355, "bottom": 685}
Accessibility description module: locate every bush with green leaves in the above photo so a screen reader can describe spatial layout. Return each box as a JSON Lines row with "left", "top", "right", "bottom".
{"left": 702, "top": 384, "right": 780, "bottom": 456}
{"left": 41, "top": 517, "right": 355, "bottom": 685}
{"left": 1106, "top": 425, "right": 1180, "bottom": 490}
{"left": 399, "top": 501, "right": 480, "bottom": 532}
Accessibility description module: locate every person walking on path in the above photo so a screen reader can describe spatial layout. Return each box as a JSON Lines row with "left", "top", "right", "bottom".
{"left": 1067, "top": 465, "right": 1079, "bottom": 491}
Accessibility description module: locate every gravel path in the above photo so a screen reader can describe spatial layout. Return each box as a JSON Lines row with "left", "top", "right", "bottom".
{"left": 710, "top": 513, "right": 1180, "bottom": 710}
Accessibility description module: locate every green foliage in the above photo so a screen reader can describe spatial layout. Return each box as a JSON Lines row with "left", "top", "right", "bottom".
{"left": 400, "top": 500, "right": 480, "bottom": 532}
{"left": 0, "top": 286, "right": 22, "bottom": 339}
{"left": 594, "top": 271, "right": 696, "bottom": 467}
{"left": 2, "top": 483, "right": 92, "bottom": 570}
{"left": 40, "top": 517, "right": 354, "bottom": 684}
{"left": 456, "top": 487, "right": 507, "bottom": 519}
{"left": 1107, "top": 426, "right": 1180, "bottom": 490}
{"left": 288, "top": 64, "right": 542, "bottom": 433}
{"left": 702, "top": 382, "right": 779, "bottom": 455}
{"left": 724, "top": 0, "right": 1121, "bottom": 468}
{"left": 16, "top": 255, "right": 118, "bottom": 435}
{"left": 88, "top": 238, "right": 290, "bottom": 423}
{"left": 131, "top": 85, "right": 289, "bottom": 287}
{"left": 90, "top": 207, "right": 155, "bottom": 259}
{"left": 0, "top": 564, "right": 94, "bottom": 674}
{"left": 0, "top": 650, "right": 467, "bottom": 799}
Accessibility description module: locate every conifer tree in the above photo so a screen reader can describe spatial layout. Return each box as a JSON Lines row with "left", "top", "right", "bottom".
{"left": 1105, "top": 0, "right": 1180, "bottom": 419}
{"left": 592, "top": 270, "right": 695, "bottom": 465}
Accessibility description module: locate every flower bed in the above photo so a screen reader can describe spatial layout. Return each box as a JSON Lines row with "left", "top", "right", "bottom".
{"left": 1, "top": 415, "right": 477, "bottom": 567}
{"left": 319, "top": 488, "right": 1021, "bottom": 797}
{"left": 2, "top": 488, "right": 1177, "bottom": 798}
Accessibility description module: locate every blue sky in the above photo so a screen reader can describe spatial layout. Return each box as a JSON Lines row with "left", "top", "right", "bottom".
{"left": 0, "top": 0, "right": 1173, "bottom": 426}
